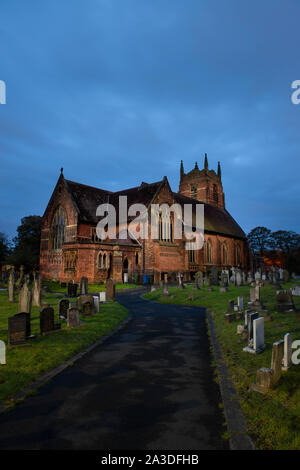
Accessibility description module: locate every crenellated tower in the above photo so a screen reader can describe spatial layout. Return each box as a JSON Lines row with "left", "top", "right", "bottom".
{"left": 178, "top": 154, "right": 225, "bottom": 209}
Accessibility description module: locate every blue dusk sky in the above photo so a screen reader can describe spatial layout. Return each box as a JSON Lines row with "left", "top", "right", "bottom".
{"left": 0, "top": 0, "right": 300, "bottom": 239}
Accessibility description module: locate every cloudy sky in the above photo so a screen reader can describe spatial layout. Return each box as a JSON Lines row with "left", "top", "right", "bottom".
{"left": 0, "top": 0, "right": 299, "bottom": 239}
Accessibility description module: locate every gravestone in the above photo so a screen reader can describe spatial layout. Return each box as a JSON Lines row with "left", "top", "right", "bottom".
{"left": 8, "top": 314, "right": 27, "bottom": 345}
{"left": 82, "top": 301, "right": 93, "bottom": 316}
{"left": 106, "top": 278, "right": 115, "bottom": 301}
{"left": 254, "top": 271, "right": 261, "bottom": 281}
{"left": 177, "top": 272, "right": 184, "bottom": 289}
{"left": 283, "top": 269, "right": 290, "bottom": 283}
{"left": 262, "top": 273, "right": 266, "bottom": 281}
{"left": 195, "top": 271, "right": 204, "bottom": 289}
{"left": 80, "top": 276, "right": 88, "bottom": 295}
{"left": 59, "top": 299, "right": 69, "bottom": 319}
{"left": 209, "top": 267, "right": 219, "bottom": 286}
{"left": 224, "top": 313, "right": 236, "bottom": 323}
{"left": 93, "top": 296, "right": 100, "bottom": 313}
{"left": 8, "top": 267, "right": 15, "bottom": 302}
{"left": 235, "top": 269, "right": 243, "bottom": 287}
{"left": 291, "top": 285, "right": 300, "bottom": 296}
{"left": 15, "top": 312, "right": 31, "bottom": 338}
{"left": 67, "top": 282, "right": 78, "bottom": 298}
{"left": 228, "top": 300, "right": 234, "bottom": 312}
{"left": 40, "top": 307, "right": 61, "bottom": 335}
{"left": 18, "top": 276, "right": 32, "bottom": 314}
{"left": 16, "top": 265, "right": 25, "bottom": 288}
{"left": 0, "top": 341, "right": 5, "bottom": 364}
{"left": 282, "top": 333, "right": 292, "bottom": 371}
{"left": 32, "top": 273, "right": 42, "bottom": 307}
{"left": 247, "top": 312, "right": 259, "bottom": 341}
{"left": 162, "top": 284, "right": 169, "bottom": 296}
{"left": 150, "top": 285, "right": 157, "bottom": 292}
{"left": 276, "top": 290, "right": 295, "bottom": 313}
{"left": 99, "top": 291, "right": 106, "bottom": 302}
{"left": 67, "top": 307, "right": 80, "bottom": 328}
{"left": 78, "top": 295, "right": 94, "bottom": 311}
{"left": 271, "top": 340, "right": 284, "bottom": 384}
{"left": 253, "top": 317, "right": 265, "bottom": 353}
{"left": 237, "top": 296, "right": 244, "bottom": 311}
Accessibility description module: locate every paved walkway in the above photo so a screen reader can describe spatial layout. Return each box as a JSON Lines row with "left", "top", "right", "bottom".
{"left": 0, "top": 291, "right": 228, "bottom": 450}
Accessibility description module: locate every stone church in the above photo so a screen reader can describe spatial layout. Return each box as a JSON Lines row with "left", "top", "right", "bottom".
{"left": 39, "top": 155, "right": 250, "bottom": 284}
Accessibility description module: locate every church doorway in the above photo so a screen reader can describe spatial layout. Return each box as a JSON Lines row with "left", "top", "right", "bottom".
{"left": 123, "top": 258, "right": 129, "bottom": 283}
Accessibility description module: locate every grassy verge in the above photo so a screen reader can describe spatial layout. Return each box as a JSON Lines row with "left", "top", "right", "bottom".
{"left": 144, "top": 280, "right": 300, "bottom": 450}
{"left": 0, "top": 290, "right": 128, "bottom": 407}
{"left": 43, "top": 280, "right": 138, "bottom": 293}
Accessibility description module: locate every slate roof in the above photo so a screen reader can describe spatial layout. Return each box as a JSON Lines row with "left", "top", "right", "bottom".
{"left": 64, "top": 177, "right": 245, "bottom": 240}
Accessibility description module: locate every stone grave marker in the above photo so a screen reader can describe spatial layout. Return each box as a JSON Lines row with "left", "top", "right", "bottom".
{"left": 82, "top": 301, "right": 93, "bottom": 316}
{"left": 195, "top": 271, "right": 204, "bottom": 289}
{"left": 40, "top": 307, "right": 61, "bottom": 335}
{"left": 67, "top": 307, "right": 80, "bottom": 328}
{"left": 80, "top": 276, "right": 88, "bottom": 295}
{"left": 8, "top": 314, "right": 27, "bottom": 345}
{"left": 271, "top": 340, "right": 284, "bottom": 384}
{"left": 209, "top": 267, "right": 219, "bottom": 286}
{"left": 253, "top": 317, "right": 265, "bottom": 353}
{"left": 291, "top": 285, "right": 300, "bottom": 297}
{"left": 228, "top": 300, "right": 234, "bottom": 312}
{"left": 99, "top": 291, "right": 106, "bottom": 302}
{"left": 282, "top": 333, "right": 292, "bottom": 371}
{"left": 67, "top": 282, "right": 78, "bottom": 298}
{"left": 8, "top": 267, "right": 15, "bottom": 302}
{"left": 93, "top": 296, "right": 100, "bottom": 313}
{"left": 18, "top": 277, "right": 32, "bottom": 314}
{"left": 237, "top": 296, "right": 244, "bottom": 311}
{"left": 0, "top": 341, "right": 6, "bottom": 364}
{"left": 283, "top": 270, "right": 290, "bottom": 283}
{"left": 59, "top": 299, "right": 69, "bottom": 319}
{"left": 78, "top": 294, "right": 94, "bottom": 311}
{"left": 276, "top": 290, "right": 295, "bottom": 312}
{"left": 106, "top": 278, "right": 115, "bottom": 301}
{"left": 162, "top": 284, "right": 169, "bottom": 296}
{"left": 235, "top": 269, "right": 243, "bottom": 287}
{"left": 32, "top": 273, "right": 42, "bottom": 307}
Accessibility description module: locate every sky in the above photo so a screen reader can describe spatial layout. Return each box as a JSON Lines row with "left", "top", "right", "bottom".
{"left": 0, "top": 0, "right": 300, "bottom": 240}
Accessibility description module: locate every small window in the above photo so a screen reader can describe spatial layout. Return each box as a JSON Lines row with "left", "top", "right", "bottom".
{"left": 191, "top": 185, "right": 197, "bottom": 199}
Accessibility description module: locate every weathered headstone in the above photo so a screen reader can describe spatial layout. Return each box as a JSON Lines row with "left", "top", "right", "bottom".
{"left": 18, "top": 276, "right": 32, "bottom": 314}
{"left": 67, "top": 307, "right": 80, "bottom": 328}
{"left": 276, "top": 290, "right": 295, "bottom": 313}
{"left": 209, "top": 267, "right": 219, "bottom": 286}
{"left": 16, "top": 265, "right": 24, "bottom": 288}
{"left": 59, "top": 299, "right": 69, "bottom": 319}
{"left": 282, "top": 333, "right": 292, "bottom": 371}
{"left": 106, "top": 278, "right": 115, "bottom": 301}
{"left": 0, "top": 341, "right": 6, "bottom": 364}
{"left": 78, "top": 295, "right": 94, "bottom": 310}
{"left": 271, "top": 340, "right": 284, "bottom": 384}
{"left": 224, "top": 313, "right": 236, "bottom": 323}
{"left": 162, "top": 284, "right": 169, "bottom": 296}
{"left": 235, "top": 269, "right": 243, "bottom": 287}
{"left": 228, "top": 300, "right": 234, "bottom": 312}
{"left": 40, "top": 307, "right": 61, "bottom": 335}
{"left": 67, "top": 282, "right": 78, "bottom": 297}
{"left": 8, "top": 267, "right": 15, "bottom": 302}
{"left": 99, "top": 291, "right": 106, "bottom": 302}
{"left": 32, "top": 273, "right": 42, "bottom": 307}
{"left": 237, "top": 296, "right": 244, "bottom": 311}
{"left": 82, "top": 301, "right": 93, "bottom": 316}
{"left": 8, "top": 314, "right": 26, "bottom": 345}
{"left": 253, "top": 317, "right": 265, "bottom": 353}
{"left": 93, "top": 295, "right": 100, "bottom": 313}
{"left": 80, "top": 276, "right": 88, "bottom": 295}
{"left": 282, "top": 269, "right": 290, "bottom": 283}
{"left": 291, "top": 285, "right": 300, "bottom": 296}
{"left": 177, "top": 272, "right": 184, "bottom": 289}
{"left": 195, "top": 271, "right": 204, "bottom": 289}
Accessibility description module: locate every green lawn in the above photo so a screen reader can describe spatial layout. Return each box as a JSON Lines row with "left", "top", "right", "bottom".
{"left": 0, "top": 290, "right": 128, "bottom": 407}
{"left": 44, "top": 280, "right": 138, "bottom": 293}
{"left": 144, "top": 280, "right": 300, "bottom": 450}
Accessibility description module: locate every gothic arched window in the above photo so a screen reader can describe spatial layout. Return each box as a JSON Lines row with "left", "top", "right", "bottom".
{"left": 213, "top": 184, "right": 218, "bottom": 203}
{"left": 206, "top": 239, "right": 212, "bottom": 264}
{"left": 51, "top": 207, "right": 66, "bottom": 249}
{"left": 159, "top": 212, "right": 173, "bottom": 242}
{"left": 222, "top": 243, "right": 228, "bottom": 265}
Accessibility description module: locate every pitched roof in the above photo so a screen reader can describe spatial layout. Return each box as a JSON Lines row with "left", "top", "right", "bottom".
{"left": 173, "top": 192, "right": 246, "bottom": 239}
{"left": 64, "top": 177, "right": 245, "bottom": 239}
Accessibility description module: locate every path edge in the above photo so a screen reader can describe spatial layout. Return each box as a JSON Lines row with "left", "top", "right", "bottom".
{"left": 0, "top": 314, "right": 133, "bottom": 415}
{"left": 206, "top": 308, "right": 255, "bottom": 451}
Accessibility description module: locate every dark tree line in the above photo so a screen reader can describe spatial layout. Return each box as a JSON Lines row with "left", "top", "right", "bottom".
{"left": 247, "top": 226, "right": 300, "bottom": 273}
{"left": 0, "top": 215, "right": 42, "bottom": 272}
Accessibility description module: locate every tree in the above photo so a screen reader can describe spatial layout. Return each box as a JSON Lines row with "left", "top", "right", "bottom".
{"left": 0, "top": 232, "right": 11, "bottom": 266}
{"left": 8, "top": 216, "right": 42, "bottom": 271}
{"left": 269, "top": 230, "right": 300, "bottom": 254}
{"left": 247, "top": 227, "right": 271, "bottom": 255}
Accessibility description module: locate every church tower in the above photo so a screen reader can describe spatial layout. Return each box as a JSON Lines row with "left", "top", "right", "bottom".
{"left": 178, "top": 154, "right": 225, "bottom": 209}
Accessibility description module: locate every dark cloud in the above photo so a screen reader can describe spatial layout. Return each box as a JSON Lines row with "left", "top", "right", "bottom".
{"left": 0, "top": 0, "right": 299, "bottom": 239}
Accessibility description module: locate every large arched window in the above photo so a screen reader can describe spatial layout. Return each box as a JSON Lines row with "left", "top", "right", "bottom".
{"left": 206, "top": 239, "right": 212, "bottom": 264}
{"left": 159, "top": 212, "right": 173, "bottom": 242}
{"left": 236, "top": 244, "right": 241, "bottom": 266}
{"left": 51, "top": 207, "right": 66, "bottom": 249}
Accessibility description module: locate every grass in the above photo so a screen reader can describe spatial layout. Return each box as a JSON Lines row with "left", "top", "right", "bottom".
{"left": 43, "top": 280, "right": 138, "bottom": 293}
{"left": 0, "top": 289, "right": 128, "bottom": 407}
{"left": 144, "top": 279, "right": 300, "bottom": 450}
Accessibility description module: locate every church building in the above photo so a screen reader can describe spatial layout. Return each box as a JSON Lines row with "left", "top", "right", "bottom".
{"left": 39, "top": 155, "right": 250, "bottom": 284}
